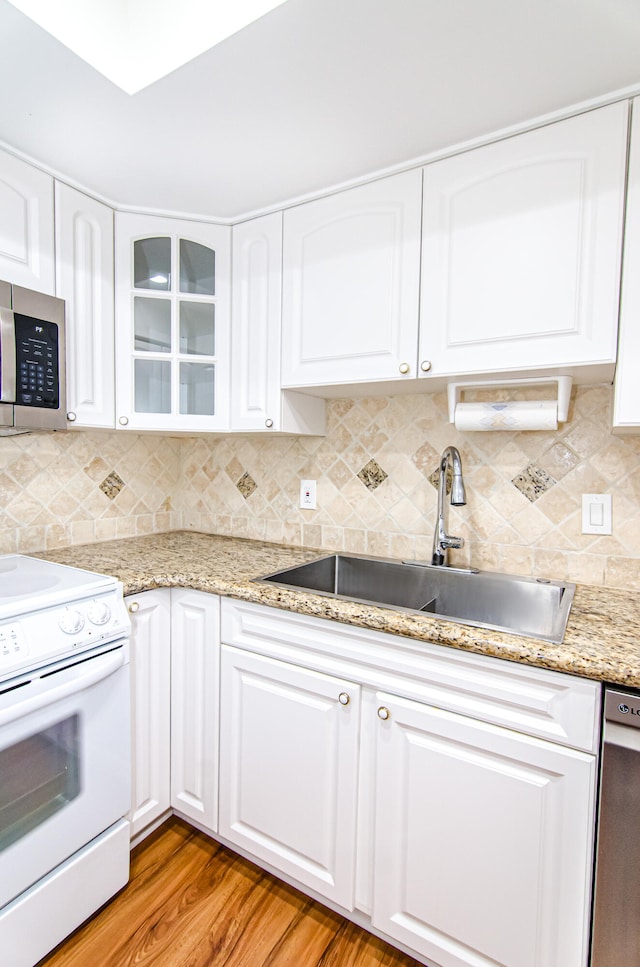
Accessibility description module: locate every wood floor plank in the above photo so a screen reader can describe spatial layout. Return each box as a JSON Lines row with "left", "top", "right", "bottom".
{"left": 40, "top": 818, "right": 421, "bottom": 967}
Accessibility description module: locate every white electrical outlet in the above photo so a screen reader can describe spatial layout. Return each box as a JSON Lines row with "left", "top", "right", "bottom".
{"left": 300, "top": 479, "right": 317, "bottom": 510}
{"left": 581, "top": 494, "right": 612, "bottom": 535}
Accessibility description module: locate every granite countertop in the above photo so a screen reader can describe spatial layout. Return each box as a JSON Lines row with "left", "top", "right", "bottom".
{"left": 38, "top": 530, "right": 640, "bottom": 688}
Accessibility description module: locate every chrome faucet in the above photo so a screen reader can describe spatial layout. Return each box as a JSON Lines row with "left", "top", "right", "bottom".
{"left": 432, "top": 446, "right": 467, "bottom": 566}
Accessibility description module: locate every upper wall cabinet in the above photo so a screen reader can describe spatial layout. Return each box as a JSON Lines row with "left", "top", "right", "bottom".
{"left": 614, "top": 98, "right": 640, "bottom": 432}
{"left": 115, "top": 213, "right": 230, "bottom": 432}
{"left": 420, "top": 102, "right": 629, "bottom": 379}
{"left": 55, "top": 183, "right": 115, "bottom": 428}
{"left": 231, "top": 213, "right": 326, "bottom": 435}
{"left": 281, "top": 170, "right": 422, "bottom": 387}
{"left": 0, "top": 147, "right": 54, "bottom": 294}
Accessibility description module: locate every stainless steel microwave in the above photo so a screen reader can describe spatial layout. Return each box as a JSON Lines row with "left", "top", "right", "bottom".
{"left": 0, "top": 279, "right": 66, "bottom": 431}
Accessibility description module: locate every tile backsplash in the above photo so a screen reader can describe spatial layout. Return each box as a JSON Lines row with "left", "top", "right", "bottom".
{"left": 1, "top": 384, "right": 639, "bottom": 590}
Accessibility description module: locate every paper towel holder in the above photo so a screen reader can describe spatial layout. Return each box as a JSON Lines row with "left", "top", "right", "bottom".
{"left": 447, "top": 376, "right": 572, "bottom": 423}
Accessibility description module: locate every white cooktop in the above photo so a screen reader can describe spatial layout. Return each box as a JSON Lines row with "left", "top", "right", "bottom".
{"left": 0, "top": 554, "right": 115, "bottom": 619}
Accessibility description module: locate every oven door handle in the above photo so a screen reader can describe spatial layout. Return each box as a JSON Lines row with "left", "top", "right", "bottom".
{"left": 0, "top": 306, "right": 17, "bottom": 402}
{"left": 0, "top": 648, "right": 125, "bottom": 728}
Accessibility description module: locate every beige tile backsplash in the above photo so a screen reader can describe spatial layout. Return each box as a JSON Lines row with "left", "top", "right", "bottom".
{"left": 1, "top": 384, "right": 639, "bottom": 590}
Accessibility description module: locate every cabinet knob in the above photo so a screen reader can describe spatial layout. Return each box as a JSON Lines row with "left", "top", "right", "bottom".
{"left": 66, "top": 411, "right": 77, "bottom": 422}
{"left": 118, "top": 416, "right": 129, "bottom": 426}
{"left": 377, "top": 706, "right": 390, "bottom": 721}
{"left": 128, "top": 601, "right": 139, "bottom": 614}
{"left": 338, "top": 692, "right": 350, "bottom": 706}
{"left": 420, "top": 360, "right": 432, "bottom": 373}
{"left": 398, "top": 362, "right": 410, "bottom": 375}
{"left": 265, "top": 418, "right": 274, "bottom": 428}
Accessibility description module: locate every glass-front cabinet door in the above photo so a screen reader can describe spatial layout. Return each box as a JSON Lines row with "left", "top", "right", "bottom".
{"left": 115, "top": 213, "right": 230, "bottom": 430}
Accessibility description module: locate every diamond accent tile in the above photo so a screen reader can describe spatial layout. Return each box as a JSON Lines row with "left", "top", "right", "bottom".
{"left": 512, "top": 463, "right": 557, "bottom": 502}
{"left": 357, "top": 458, "right": 388, "bottom": 491}
{"left": 237, "top": 471, "right": 257, "bottom": 500}
{"left": 99, "top": 471, "right": 125, "bottom": 500}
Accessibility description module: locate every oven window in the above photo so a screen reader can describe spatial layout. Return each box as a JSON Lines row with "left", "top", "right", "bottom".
{"left": 0, "top": 714, "right": 81, "bottom": 852}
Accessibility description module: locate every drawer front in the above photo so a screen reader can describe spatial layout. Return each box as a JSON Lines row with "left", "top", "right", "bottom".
{"left": 221, "top": 598, "right": 601, "bottom": 753}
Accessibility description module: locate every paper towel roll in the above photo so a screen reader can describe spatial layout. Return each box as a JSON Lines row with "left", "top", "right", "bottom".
{"left": 454, "top": 400, "right": 558, "bottom": 431}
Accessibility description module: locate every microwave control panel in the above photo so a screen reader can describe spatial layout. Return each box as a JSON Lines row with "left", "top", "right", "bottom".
{"left": 14, "top": 313, "right": 59, "bottom": 408}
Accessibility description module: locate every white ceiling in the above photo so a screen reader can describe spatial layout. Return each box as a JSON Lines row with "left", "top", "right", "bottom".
{"left": 1, "top": 0, "right": 640, "bottom": 221}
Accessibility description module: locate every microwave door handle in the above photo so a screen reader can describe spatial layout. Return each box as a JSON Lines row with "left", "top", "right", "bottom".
{"left": 0, "top": 307, "right": 16, "bottom": 402}
{"left": 0, "top": 648, "right": 125, "bottom": 728}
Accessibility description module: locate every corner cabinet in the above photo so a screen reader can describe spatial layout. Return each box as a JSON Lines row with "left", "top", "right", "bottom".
{"left": 0, "top": 146, "right": 54, "bottom": 294}
{"left": 614, "top": 97, "right": 640, "bottom": 430}
{"left": 55, "top": 182, "right": 115, "bottom": 428}
{"left": 281, "top": 170, "right": 422, "bottom": 387}
{"left": 115, "top": 213, "right": 230, "bottom": 431}
{"left": 420, "top": 102, "right": 628, "bottom": 379}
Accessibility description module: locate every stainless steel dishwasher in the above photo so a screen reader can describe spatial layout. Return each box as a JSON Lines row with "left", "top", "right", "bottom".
{"left": 591, "top": 687, "right": 640, "bottom": 966}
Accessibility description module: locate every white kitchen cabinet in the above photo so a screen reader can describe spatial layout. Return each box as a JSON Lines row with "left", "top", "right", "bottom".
{"left": 0, "top": 146, "right": 54, "bottom": 294}
{"left": 126, "top": 590, "right": 171, "bottom": 840}
{"left": 170, "top": 588, "right": 220, "bottom": 832}
{"left": 281, "top": 170, "right": 422, "bottom": 387}
{"left": 221, "top": 598, "right": 600, "bottom": 967}
{"left": 115, "top": 212, "right": 231, "bottom": 431}
{"left": 55, "top": 182, "right": 115, "bottom": 428}
{"left": 371, "top": 692, "right": 596, "bottom": 967}
{"left": 614, "top": 97, "right": 640, "bottom": 431}
{"left": 420, "top": 102, "right": 628, "bottom": 380}
{"left": 231, "top": 212, "right": 325, "bottom": 434}
{"left": 218, "top": 645, "right": 361, "bottom": 909}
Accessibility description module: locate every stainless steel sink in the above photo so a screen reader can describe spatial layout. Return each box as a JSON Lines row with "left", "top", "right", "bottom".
{"left": 255, "top": 554, "right": 575, "bottom": 643}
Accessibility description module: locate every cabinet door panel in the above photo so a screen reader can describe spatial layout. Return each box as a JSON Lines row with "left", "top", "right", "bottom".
{"left": 170, "top": 589, "right": 219, "bottom": 832}
{"left": 614, "top": 97, "right": 640, "bottom": 429}
{"left": 219, "top": 646, "right": 360, "bottom": 909}
{"left": 55, "top": 182, "right": 114, "bottom": 427}
{"left": 127, "top": 590, "right": 171, "bottom": 839}
{"left": 373, "top": 693, "right": 595, "bottom": 967}
{"left": 420, "top": 102, "right": 628, "bottom": 376}
{"left": 115, "top": 212, "right": 230, "bottom": 431}
{"left": 282, "top": 170, "right": 421, "bottom": 386}
{"left": 0, "top": 147, "right": 54, "bottom": 294}
{"left": 231, "top": 212, "right": 282, "bottom": 430}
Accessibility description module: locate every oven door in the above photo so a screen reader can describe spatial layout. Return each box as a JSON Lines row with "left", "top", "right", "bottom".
{"left": 0, "top": 642, "right": 130, "bottom": 908}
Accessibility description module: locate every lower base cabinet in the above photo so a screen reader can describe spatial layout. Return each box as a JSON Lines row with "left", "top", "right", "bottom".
{"left": 218, "top": 646, "right": 360, "bottom": 909}
{"left": 372, "top": 692, "right": 596, "bottom": 967}
{"left": 219, "top": 598, "right": 599, "bottom": 967}
{"left": 128, "top": 590, "right": 599, "bottom": 967}
{"left": 127, "top": 588, "right": 220, "bottom": 840}
{"left": 127, "top": 589, "right": 171, "bottom": 838}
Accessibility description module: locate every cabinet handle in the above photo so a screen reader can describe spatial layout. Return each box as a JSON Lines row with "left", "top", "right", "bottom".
{"left": 265, "top": 418, "right": 274, "bottom": 428}
{"left": 128, "top": 601, "right": 139, "bottom": 614}
{"left": 398, "top": 362, "right": 410, "bottom": 375}
{"left": 420, "top": 360, "right": 432, "bottom": 372}
{"left": 338, "top": 692, "right": 350, "bottom": 706}
{"left": 66, "top": 411, "right": 77, "bottom": 422}
{"left": 377, "top": 706, "right": 390, "bottom": 721}
{"left": 118, "top": 416, "right": 129, "bottom": 426}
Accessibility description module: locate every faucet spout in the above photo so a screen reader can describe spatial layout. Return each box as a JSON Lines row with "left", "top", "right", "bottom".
{"left": 432, "top": 446, "right": 467, "bottom": 567}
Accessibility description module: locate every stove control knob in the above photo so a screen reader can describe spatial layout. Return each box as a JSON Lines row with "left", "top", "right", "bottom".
{"left": 59, "top": 609, "right": 85, "bottom": 635}
{"left": 88, "top": 600, "right": 112, "bottom": 625}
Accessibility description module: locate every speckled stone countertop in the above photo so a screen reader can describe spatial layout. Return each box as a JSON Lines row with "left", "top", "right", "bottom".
{"left": 38, "top": 531, "right": 640, "bottom": 688}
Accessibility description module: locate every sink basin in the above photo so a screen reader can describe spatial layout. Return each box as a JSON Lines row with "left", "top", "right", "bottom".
{"left": 255, "top": 554, "right": 575, "bottom": 643}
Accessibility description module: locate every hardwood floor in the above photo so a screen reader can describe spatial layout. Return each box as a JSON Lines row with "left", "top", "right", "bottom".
{"left": 40, "top": 818, "right": 421, "bottom": 967}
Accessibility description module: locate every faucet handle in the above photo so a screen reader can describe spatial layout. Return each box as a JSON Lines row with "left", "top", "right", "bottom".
{"left": 442, "top": 535, "right": 465, "bottom": 550}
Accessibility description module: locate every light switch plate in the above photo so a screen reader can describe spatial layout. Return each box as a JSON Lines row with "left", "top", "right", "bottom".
{"left": 581, "top": 494, "right": 612, "bottom": 535}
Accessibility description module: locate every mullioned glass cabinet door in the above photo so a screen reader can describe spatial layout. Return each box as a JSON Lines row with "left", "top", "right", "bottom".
{"left": 115, "top": 213, "right": 230, "bottom": 431}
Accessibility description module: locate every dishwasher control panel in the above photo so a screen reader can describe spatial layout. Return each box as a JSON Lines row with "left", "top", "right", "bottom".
{"left": 604, "top": 688, "right": 640, "bottom": 727}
